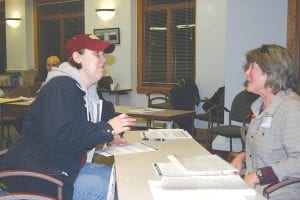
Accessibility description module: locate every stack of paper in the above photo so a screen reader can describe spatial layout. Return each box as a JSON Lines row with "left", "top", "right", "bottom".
{"left": 150, "top": 154, "right": 256, "bottom": 199}
{"left": 141, "top": 129, "right": 192, "bottom": 141}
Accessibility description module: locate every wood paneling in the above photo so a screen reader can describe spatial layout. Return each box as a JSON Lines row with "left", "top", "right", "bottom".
{"left": 287, "top": 0, "right": 300, "bottom": 77}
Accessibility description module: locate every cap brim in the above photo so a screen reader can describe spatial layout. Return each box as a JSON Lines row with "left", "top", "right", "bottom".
{"left": 104, "top": 43, "right": 115, "bottom": 54}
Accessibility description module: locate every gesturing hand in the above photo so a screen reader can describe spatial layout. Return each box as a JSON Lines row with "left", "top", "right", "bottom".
{"left": 108, "top": 113, "right": 136, "bottom": 135}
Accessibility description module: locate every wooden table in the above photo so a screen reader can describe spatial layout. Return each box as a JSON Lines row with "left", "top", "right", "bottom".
{"left": 115, "top": 105, "right": 195, "bottom": 128}
{"left": 0, "top": 98, "right": 33, "bottom": 148}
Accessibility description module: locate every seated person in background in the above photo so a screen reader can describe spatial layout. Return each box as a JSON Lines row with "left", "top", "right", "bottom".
{"left": 46, "top": 55, "right": 61, "bottom": 72}
{"left": 0, "top": 34, "right": 136, "bottom": 200}
{"left": 30, "top": 55, "right": 61, "bottom": 97}
{"left": 230, "top": 44, "right": 300, "bottom": 200}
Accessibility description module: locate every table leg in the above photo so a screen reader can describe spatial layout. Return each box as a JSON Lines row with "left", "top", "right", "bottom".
{"left": 115, "top": 94, "right": 120, "bottom": 105}
{"left": 164, "top": 121, "right": 173, "bottom": 129}
{"left": 0, "top": 106, "right": 3, "bottom": 149}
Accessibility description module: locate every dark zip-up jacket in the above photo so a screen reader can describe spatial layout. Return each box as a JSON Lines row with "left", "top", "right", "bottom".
{"left": 0, "top": 76, "right": 115, "bottom": 199}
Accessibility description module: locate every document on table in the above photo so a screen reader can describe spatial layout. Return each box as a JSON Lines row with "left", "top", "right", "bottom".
{"left": 141, "top": 129, "right": 192, "bottom": 141}
{"left": 167, "top": 154, "right": 237, "bottom": 176}
{"left": 148, "top": 179, "right": 256, "bottom": 200}
{"left": 0, "top": 96, "right": 34, "bottom": 104}
{"left": 128, "top": 108, "right": 166, "bottom": 113}
{"left": 149, "top": 154, "right": 256, "bottom": 199}
{"left": 95, "top": 142, "right": 158, "bottom": 157}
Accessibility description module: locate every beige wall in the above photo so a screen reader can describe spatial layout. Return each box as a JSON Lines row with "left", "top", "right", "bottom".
{"left": 4, "top": 0, "right": 288, "bottom": 128}
{"left": 6, "top": 0, "right": 34, "bottom": 71}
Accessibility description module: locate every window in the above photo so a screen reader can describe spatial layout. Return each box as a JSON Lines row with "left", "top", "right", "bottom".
{"left": 0, "top": 1, "right": 6, "bottom": 74}
{"left": 35, "top": 0, "right": 84, "bottom": 78}
{"left": 137, "top": 0, "right": 195, "bottom": 93}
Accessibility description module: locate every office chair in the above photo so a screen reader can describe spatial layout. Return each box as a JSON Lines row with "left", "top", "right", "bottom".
{"left": 263, "top": 177, "right": 300, "bottom": 199}
{"left": 169, "top": 79, "right": 200, "bottom": 135}
{"left": 208, "top": 90, "right": 258, "bottom": 152}
{"left": 0, "top": 170, "right": 64, "bottom": 200}
{"left": 195, "top": 86, "right": 226, "bottom": 147}
{"left": 147, "top": 91, "right": 172, "bottom": 109}
{"left": 0, "top": 150, "right": 64, "bottom": 200}
{"left": 146, "top": 91, "right": 172, "bottom": 128}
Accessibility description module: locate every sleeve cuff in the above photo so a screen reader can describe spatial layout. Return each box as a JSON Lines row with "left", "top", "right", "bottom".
{"left": 260, "top": 166, "right": 279, "bottom": 184}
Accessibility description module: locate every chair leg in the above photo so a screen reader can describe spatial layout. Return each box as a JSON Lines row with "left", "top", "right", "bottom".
{"left": 229, "top": 137, "right": 232, "bottom": 152}
{"left": 206, "top": 121, "right": 210, "bottom": 148}
{"left": 5, "top": 126, "right": 12, "bottom": 148}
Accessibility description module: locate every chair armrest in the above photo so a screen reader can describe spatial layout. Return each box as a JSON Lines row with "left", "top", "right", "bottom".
{"left": 263, "top": 177, "right": 300, "bottom": 199}
{"left": 0, "top": 192, "right": 57, "bottom": 200}
{"left": 0, "top": 170, "right": 63, "bottom": 187}
{"left": 0, "top": 149, "right": 8, "bottom": 157}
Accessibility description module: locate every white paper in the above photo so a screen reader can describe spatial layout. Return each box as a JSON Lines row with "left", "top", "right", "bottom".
{"left": 95, "top": 142, "right": 158, "bottom": 157}
{"left": 167, "top": 154, "right": 237, "bottom": 176}
{"left": 141, "top": 129, "right": 192, "bottom": 141}
{"left": 128, "top": 108, "right": 166, "bottom": 113}
{"left": 148, "top": 180, "right": 251, "bottom": 200}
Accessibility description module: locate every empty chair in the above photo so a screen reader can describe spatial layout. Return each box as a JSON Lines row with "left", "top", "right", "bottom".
{"left": 195, "top": 86, "right": 226, "bottom": 147}
{"left": 147, "top": 91, "right": 172, "bottom": 109}
{"left": 170, "top": 79, "right": 200, "bottom": 135}
{"left": 146, "top": 92, "right": 172, "bottom": 128}
{"left": 208, "top": 90, "right": 258, "bottom": 151}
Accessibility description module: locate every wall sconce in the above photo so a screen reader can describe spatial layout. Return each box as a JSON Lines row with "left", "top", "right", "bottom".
{"left": 5, "top": 18, "right": 21, "bottom": 28}
{"left": 95, "top": 9, "right": 116, "bottom": 21}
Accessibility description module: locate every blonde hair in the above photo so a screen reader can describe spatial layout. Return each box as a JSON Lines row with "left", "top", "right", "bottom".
{"left": 246, "top": 44, "right": 299, "bottom": 94}
{"left": 46, "top": 55, "right": 61, "bottom": 67}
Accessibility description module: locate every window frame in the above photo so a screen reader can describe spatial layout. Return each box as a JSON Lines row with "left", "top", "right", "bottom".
{"left": 33, "top": 0, "right": 84, "bottom": 76}
{"left": 137, "top": 0, "right": 196, "bottom": 94}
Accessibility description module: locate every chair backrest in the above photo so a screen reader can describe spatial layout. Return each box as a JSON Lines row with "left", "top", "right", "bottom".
{"left": 147, "top": 92, "right": 172, "bottom": 109}
{"left": 263, "top": 177, "right": 300, "bottom": 199}
{"left": 0, "top": 193, "right": 58, "bottom": 200}
{"left": 0, "top": 170, "right": 63, "bottom": 200}
{"left": 170, "top": 79, "right": 200, "bottom": 111}
{"left": 8, "top": 86, "right": 32, "bottom": 98}
{"left": 202, "top": 86, "right": 225, "bottom": 123}
{"left": 230, "top": 90, "right": 259, "bottom": 124}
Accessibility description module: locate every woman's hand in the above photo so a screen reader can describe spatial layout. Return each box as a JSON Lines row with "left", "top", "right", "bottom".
{"left": 108, "top": 135, "right": 128, "bottom": 146}
{"left": 108, "top": 113, "right": 136, "bottom": 135}
{"left": 230, "top": 152, "right": 246, "bottom": 175}
{"left": 244, "top": 172, "right": 260, "bottom": 188}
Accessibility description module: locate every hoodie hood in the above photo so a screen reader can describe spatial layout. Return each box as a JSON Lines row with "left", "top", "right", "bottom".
{"left": 44, "top": 62, "right": 102, "bottom": 123}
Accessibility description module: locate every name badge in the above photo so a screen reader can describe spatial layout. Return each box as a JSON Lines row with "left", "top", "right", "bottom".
{"left": 260, "top": 115, "right": 272, "bottom": 128}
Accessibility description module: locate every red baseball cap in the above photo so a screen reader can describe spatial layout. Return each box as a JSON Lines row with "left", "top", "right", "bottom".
{"left": 65, "top": 34, "right": 115, "bottom": 57}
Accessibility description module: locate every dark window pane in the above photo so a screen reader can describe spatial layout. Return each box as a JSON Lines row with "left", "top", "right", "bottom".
{"left": 39, "top": 1, "right": 83, "bottom": 17}
{"left": 144, "top": 11, "right": 167, "bottom": 83}
{"left": 172, "top": 8, "right": 195, "bottom": 82}
{"left": 39, "top": 19, "right": 60, "bottom": 78}
{"left": 140, "top": 0, "right": 195, "bottom": 87}
{"left": 37, "top": 0, "right": 84, "bottom": 77}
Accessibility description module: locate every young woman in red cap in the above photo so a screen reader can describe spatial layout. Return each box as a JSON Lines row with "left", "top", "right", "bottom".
{"left": 0, "top": 34, "right": 135, "bottom": 199}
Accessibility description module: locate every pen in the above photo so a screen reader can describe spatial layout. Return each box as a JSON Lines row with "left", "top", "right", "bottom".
{"left": 142, "top": 138, "right": 165, "bottom": 141}
{"left": 153, "top": 163, "right": 162, "bottom": 176}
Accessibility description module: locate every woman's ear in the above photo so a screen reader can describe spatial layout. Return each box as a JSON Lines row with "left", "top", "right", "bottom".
{"left": 72, "top": 51, "right": 81, "bottom": 64}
